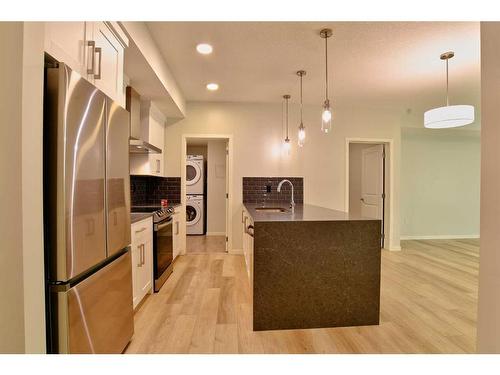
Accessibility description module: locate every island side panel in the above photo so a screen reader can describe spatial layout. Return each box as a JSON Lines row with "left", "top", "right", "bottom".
{"left": 253, "top": 219, "right": 381, "bottom": 331}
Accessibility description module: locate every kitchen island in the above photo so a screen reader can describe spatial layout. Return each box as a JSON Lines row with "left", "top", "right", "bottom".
{"left": 242, "top": 203, "right": 382, "bottom": 331}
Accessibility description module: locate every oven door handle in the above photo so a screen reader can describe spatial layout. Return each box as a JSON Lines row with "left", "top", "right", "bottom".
{"left": 155, "top": 218, "right": 173, "bottom": 231}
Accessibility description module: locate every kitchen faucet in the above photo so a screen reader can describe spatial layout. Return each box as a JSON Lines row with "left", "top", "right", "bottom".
{"left": 277, "top": 179, "right": 295, "bottom": 212}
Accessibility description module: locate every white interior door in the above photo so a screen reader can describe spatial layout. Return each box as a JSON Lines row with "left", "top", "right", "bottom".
{"left": 361, "top": 144, "right": 384, "bottom": 219}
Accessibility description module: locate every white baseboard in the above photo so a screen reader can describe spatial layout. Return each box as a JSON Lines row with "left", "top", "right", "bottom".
{"left": 206, "top": 232, "right": 226, "bottom": 236}
{"left": 385, "top": 245, "right": 401, "bottom": 251}
{"left": 400, "top": 234, "right": 480, "bottom": 240}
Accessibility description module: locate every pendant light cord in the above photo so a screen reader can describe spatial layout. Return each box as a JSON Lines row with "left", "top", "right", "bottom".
{"left": 446, "top": 58, "right": 449, "bottom": 106}
{"left": 325, "top": 36, "right": 329, "bottom": 100}
{"left": 300, "top": 74, "right": 303, "bottom": 122}
{"left": 286, "top": 97, "right": 289, "bottom": 139}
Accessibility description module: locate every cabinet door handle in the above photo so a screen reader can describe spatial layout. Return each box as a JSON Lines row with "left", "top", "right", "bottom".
{"left": 156, "top": 159, "right": 160, "bottom": 174}
{"left": 137, "top": 245, "right": 142, "bottom": 267}
{"left": 94, "top": 47, "right": 102, "bottom": 80}
{"left": 141, "top": 244, "right": 145, "bottom": 266}
{"left": 246, "top": 224, "right": 254, "bottom": 238}
{"left": 86, "top": 40, "right": 95, "bottom": 75}
{"left": 175, "top": 221, "right": 179, "bottom": 235}
{"left": 135, "top": 227, "right": 146, "bottom": 234}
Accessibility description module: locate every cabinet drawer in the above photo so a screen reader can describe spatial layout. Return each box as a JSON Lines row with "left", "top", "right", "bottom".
{"left": 131, "top": 217, "right": 152, "bottom": 245}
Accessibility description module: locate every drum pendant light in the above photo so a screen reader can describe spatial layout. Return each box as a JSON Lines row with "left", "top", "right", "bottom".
{"left": 424, "top": 51, "right": 475, "bottom": 129}
{"left": 297, "top": 70, "right": 306, "bottom": 147}
{"left": 320, "top": 28, "right": 333, "bottom": 133}
{"left": 283, "top": 94, "right": 291, "bottom": 154}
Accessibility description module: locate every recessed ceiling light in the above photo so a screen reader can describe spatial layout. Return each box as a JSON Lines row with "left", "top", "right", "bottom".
{"left": 196, "top": 43, "right": 213, "bottom": 55}
{"left": 206, "top": 83, "right": 219, "bottom": 91}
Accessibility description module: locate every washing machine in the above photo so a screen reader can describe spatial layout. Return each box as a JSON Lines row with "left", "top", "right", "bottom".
{"left": 186, "top": 155, "right": 204, "bottom": 195}
{"left": 186, "top": 195, "right": 204, "bottom": 235}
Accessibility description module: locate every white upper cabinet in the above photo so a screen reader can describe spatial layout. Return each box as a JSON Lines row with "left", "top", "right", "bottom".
{"left": 44, "top": 22, "right": 128, "bottom": 107}
{"left": 87, "top": 22, "right": 127, "bottom": 107}
{"left": 130, "top": 100, "right": 166, "bottom": 177}
{"left": 44, "top": 22, "right": 88, "bottom": 75}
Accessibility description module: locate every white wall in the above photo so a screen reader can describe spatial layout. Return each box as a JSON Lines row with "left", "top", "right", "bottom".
{"left": 400, "top": 128, "right": 480, "bottom": 239}
{"left": 164, "top": 101, "right": 402, "bottom": 251}
{"left": 477, "top": 21, "right": 500, "bottom": 353}
{"left": 207, "top": 140, "right": 227, "bottom": 235}
{"left": 186, "top": 144, "right": 207, "bottom": 159}
{"left": 21, "top": 22, "right": 46, "bottom": 354}
{"left": 0, "top": 21, "right": 26, "bottom": 354}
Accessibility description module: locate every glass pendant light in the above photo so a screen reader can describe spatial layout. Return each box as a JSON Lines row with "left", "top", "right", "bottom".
{"left": 297, "top": 70, "right": 306, "bottom": 147}
{"left": 283, "top": 94, "right": 291, "bottom": 154}
{"left": 424, "top": 51, "right": 474, "bottom": 129}
{"left": 320, "top": 28, "right": 333, "bottom": 133}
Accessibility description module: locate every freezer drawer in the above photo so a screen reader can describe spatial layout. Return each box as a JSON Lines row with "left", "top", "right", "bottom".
{"left": 51, "top": 250, "right": 134, "bottom": 353}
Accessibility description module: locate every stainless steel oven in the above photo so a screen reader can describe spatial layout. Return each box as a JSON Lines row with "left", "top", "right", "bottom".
{"left": 131, "top": 205, "right": 175, "bottom": 292}
{"left": 153, "top": 216, "right": 174, "bottom": 291}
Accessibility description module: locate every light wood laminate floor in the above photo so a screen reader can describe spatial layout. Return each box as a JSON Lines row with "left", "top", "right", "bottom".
{"left": 125, "top": 239, "right": 479, "bottom": 353}
{"left": 186, "top": 235, "right": 226, "bottom": 254}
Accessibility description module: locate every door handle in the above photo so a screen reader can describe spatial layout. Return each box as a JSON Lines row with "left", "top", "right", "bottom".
{"left": 360, "top": 198, "right": 365, "bottom": 202}
{"left": 135, "top": 227, "right": 146, "bottom": 234}
{"left": 141, "top": 244, "right": 145, "bottom": 266}
{"left": 175, "top": 221, "right": 179, "bottom": 235}
{"left": 156, "top": 159, "right": 160, "bottom": 174}
{"left": 86, "top": 40, "right": 95, "bottom": 74}
{"left": 94, "top": 47, "right": 102, "bottom": 80}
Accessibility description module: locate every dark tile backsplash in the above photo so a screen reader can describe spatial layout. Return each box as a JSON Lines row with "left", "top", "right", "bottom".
{"left": 243, "top": 177, "right": 303, "bottom": 204}
{"left": 130, "top": 176, "right": 181, "bottom": 206}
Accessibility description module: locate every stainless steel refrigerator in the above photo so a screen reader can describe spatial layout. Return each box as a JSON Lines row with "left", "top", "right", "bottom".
{"left": 44, "top": 62, "right": 133, "bottom": 353}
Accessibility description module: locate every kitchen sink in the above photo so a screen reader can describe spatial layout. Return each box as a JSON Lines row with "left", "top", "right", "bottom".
{"left": 255, "top": 207, "right": 288, "bottom": 213}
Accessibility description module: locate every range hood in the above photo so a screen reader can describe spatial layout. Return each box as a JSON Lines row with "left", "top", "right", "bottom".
{"left": 129, "top": 139, "right": 161, "bottom": 154}
{"left": 126, "top": 86, "right": 162, "bottom": 154}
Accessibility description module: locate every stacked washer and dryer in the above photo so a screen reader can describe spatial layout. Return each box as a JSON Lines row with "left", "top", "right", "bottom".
{"left": 186, "top": 155, "right": 205, "bottom": 235}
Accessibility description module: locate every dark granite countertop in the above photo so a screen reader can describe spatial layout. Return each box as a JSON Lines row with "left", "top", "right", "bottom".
{"left": 130, "top": 212, "right": 153, "bottom": 224}
{"left": 243, "top": 203, "right": 379, "bottom": 222}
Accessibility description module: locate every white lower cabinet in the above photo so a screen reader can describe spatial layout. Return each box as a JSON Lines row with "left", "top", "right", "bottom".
{"left": 172, "top": 207, "right": 181, "bottom": 260}
{"left": 242, "top": 208, "right": 254, "bottom": 284}
{"left": 131, "top": 217, "right": 153, "bottom": 309}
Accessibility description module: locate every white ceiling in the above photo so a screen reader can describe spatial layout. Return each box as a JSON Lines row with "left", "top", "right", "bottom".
{"left": 146, "top": 22, "right": 480, "bottom": 124}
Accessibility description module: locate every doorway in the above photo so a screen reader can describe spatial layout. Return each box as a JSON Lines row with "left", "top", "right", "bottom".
{"left": 346, "top": 138, "right": 395, "bottom": 250}
{"left": 181, "top": 135, "right": 233, "bottom": 254}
